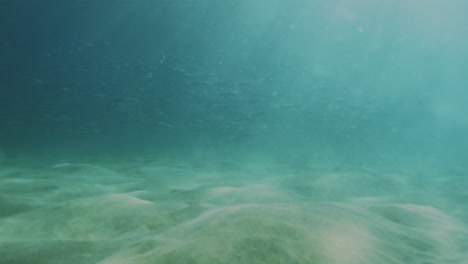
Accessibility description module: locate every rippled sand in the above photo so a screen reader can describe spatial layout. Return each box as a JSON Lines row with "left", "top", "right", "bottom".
{"left": 1, "top": 159, "right": 468, "bottom": 264}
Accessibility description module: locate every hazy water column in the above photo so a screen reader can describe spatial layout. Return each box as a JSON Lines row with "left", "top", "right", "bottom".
{"left": 0, "top": 0, "right": 467, "bottom": 163}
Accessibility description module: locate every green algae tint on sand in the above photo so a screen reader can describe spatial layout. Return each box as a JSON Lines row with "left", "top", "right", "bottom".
{"left": 1, "top": 0, "right": 468, "bottom": 263}
{"left": 1, "top": 162, "right": 467, "bottom": 263}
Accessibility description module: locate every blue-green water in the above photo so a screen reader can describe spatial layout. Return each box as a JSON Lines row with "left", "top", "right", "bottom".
{"left": 1, "top": 0, "right": 468, "bottom": 263}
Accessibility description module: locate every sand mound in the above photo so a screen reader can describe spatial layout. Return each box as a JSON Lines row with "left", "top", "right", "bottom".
{"left": 0, "top": 194, "right": 177, "bottom": 241}
{"left": 99, "top": 202, "right": 468, "bottom": 264}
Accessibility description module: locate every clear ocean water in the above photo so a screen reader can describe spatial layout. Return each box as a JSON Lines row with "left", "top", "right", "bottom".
{"left": 1, "top": 0, "right": 468, "bottom": 263}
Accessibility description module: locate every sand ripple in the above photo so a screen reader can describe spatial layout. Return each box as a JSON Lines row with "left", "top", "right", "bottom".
{"left": 1, "top": 162, "right": 467, "bottom": 264}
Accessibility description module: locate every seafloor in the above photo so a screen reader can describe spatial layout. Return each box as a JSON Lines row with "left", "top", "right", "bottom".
{"left": 1, "top": 156, "right": 467, "bottom": 264}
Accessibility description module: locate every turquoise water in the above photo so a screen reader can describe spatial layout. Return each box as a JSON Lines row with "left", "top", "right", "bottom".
{"left": 1, "top": 0, "right": 468, "bottom": 263}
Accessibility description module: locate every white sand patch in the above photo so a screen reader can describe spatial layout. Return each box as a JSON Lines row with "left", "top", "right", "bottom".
{"left": 320, "top": 222, "right": 373, "bottom": 264}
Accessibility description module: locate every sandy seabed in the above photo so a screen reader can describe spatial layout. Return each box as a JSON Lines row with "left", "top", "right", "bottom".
{"left": 1, "top": 158, "right": 468, "bottom": 264}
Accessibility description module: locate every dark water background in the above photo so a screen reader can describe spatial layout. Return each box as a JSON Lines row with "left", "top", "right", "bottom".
{"left": 1, "top": 0, "right": 467, "bottom": 166}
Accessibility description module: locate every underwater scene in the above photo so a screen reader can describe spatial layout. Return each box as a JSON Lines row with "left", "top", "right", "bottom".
{"left": 1, "top": 0, "right": 468, "bottom": 263}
